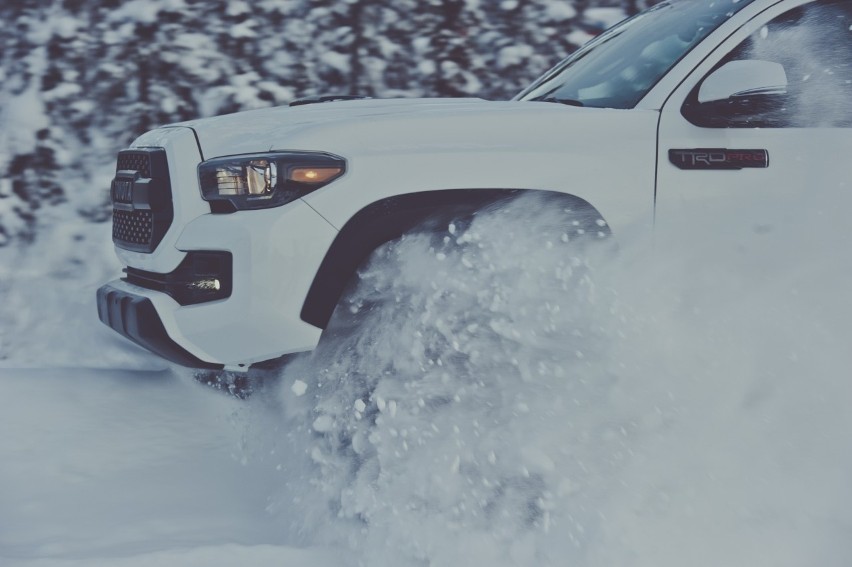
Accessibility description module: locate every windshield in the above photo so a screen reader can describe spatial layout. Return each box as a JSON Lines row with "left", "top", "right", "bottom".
{"left": 517, "top": 0, "right": 757, "bottom": 109}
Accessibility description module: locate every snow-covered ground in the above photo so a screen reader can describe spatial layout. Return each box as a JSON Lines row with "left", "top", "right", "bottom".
{"left": 2, "top": 182, "right": 852, "bottom": 566}
{"left": 0, "top": 224, "right": 347, "bottom": 566}
{"left": 0, "top": 367, "right": 345, "bottom": 567}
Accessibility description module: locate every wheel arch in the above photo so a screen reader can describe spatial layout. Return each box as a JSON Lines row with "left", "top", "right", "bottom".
{"left": 299, "top": 188, "right": 609, "bottom": 329}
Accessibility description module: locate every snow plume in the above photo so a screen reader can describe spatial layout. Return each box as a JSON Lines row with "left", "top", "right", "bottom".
{"left": 744, "top": 1, "right": 852, "bottom": 127}
{"left": 270, "top": 182, "right": 852, "bottom": 567}
{"left": 273, "top": 195, "right": 618, "bottom": 565}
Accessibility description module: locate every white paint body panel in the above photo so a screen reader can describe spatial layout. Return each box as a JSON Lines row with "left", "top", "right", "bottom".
{"left": 180, "top": 99, "right": 659, "bottom": 234}
{"left": 654, "top": 0, "right": 852, "bottom": 238}
{"left": 103, "top": 0, "right": 841, "bottom": 368}
{"left": 170, "top": 201, "right": 336, "bottom": 364}
{"left": 104, "top": 200, "right": 336, "bottom": 366}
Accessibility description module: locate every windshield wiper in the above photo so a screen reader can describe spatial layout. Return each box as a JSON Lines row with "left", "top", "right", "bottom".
{"left": 531, "top": 96, "right": 585, "bottom": 107}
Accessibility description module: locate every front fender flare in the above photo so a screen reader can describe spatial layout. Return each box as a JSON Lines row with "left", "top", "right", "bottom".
{"left": 300, "top": 188, "right": 607, "bottom": 329}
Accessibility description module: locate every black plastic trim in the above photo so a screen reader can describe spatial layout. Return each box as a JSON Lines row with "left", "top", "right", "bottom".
{"left": 300, "top": 189, "right": 604, "bottom": 329}
{"left": 290, "top": 95, "right": 370, "bottom": 107}
{"left": 124, "top": 251, "right": 233, "bottom": 306}
{"left": 111, "top": 148, "right": 174, "bottom": 253}
{"left": 97, "top": 284, "right": 223, "bottom": 370}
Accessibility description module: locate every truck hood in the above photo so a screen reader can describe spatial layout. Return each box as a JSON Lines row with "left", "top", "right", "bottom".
{"left": 167, "top": 98, "right": 656, "bottom": 160}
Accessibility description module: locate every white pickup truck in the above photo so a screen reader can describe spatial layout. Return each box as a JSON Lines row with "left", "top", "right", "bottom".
{"left": 97, "top": 0, "right": 850, "bottom": 371}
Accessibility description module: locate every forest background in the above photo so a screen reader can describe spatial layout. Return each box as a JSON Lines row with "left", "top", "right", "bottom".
{"left": 0, "top": 0, "right": 649, "bottom": 246}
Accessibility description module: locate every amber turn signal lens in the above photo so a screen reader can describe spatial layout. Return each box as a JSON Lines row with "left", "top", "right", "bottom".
{"left": 288, "top": 166, "right": 343, "bottom": 184}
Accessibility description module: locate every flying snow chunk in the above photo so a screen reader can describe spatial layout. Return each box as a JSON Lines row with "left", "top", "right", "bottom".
{"left": 291, "top": 380, "right": 308, "bottom": 396}
{"left": 521, "top": 446, "right": 556, "bottom": 473}
{"left": 313, "top": 415, "right": 334, "bottom": 433}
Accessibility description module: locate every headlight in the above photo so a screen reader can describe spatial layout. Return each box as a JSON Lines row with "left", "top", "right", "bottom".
{"left": 198, "top": 151, "right": 346, "bottom": 212}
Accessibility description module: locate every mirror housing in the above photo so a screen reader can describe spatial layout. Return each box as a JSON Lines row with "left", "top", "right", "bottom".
{"left": 698, "top": 60, "right": 788, "bottom": 103}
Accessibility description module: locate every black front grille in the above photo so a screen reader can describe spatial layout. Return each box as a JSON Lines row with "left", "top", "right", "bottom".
{"left": 112, "top": 209, "right": 153, "bottom": 244}
{"left": 111, "top": 148, "right": 173, "bottom": 253}
{"left": 116, "top": 152, "right": 151, "bottom": 177}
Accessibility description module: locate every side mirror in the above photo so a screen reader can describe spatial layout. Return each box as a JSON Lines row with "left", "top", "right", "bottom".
{"left": 698, "top": 60, "right": 788, "bottom": 103}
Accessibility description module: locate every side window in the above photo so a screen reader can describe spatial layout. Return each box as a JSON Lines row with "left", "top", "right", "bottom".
{"left": 683, "top": 0, "right": 852, "bottom": 128}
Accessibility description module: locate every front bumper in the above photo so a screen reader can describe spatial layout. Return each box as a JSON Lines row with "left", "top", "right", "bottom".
{"left": 96, "top": 284, "right": 223, "bottom": 369}
{"left": 99, "top": 199, "right": 339, "bottom": 368}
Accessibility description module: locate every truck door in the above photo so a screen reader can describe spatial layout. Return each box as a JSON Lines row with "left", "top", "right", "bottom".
{"left": 655, "top": 0, "right": 852, "bottom": 235}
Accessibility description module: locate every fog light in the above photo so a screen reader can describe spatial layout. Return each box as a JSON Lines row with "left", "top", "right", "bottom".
{"left": 123, "top": 251, "right": 232, "bottom": 306}
{"left": 188, "top": 278, "right": 222, "bottom": 292}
